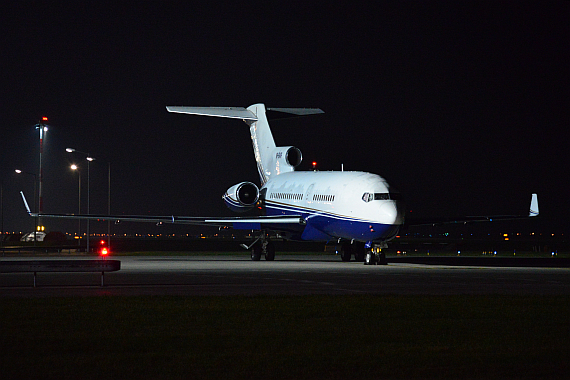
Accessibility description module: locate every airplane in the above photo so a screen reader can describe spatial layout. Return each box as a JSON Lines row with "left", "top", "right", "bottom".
{"left": 20, "top": 103, "right": 539, "bottom": 264}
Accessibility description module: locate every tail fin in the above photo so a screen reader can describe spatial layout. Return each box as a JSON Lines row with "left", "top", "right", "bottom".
{"left": 166, "top": 104, "right": 323, "bottom": 185}
{"left": 245, "top": 104, "right": 276, "bottom": 185}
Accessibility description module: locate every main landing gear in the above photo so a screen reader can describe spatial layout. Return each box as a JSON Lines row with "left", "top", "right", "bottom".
{"left": 243, "top": 233, "right": 275, "bottom": 261}
{"left": 251, "top": 240, "right": 275, "bottom": 261}
{"left": 340, "top": 243, "right": 365, "bottom": 262}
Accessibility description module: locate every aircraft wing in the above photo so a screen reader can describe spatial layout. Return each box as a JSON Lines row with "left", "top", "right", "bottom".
{"left": 20, "top": 192, "right": 304, "bottom": 230}
{"left": 405, "top": 193, "right": 539, "bottom": 226}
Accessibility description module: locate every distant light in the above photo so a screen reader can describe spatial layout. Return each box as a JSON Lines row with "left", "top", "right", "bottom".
{"left": 42, "top": 116, "right": 48, "bottom": 122}
{"left": 100, "top": 240, "right": 106, "bottom": 245}
{"left": 70, "top": 164, "right": 78, "bottom": 170}
{"left": 101, "top": 247, "right": 108, "bottom": 256}
{"left": 43, "top": 127, "right": 48, "bottom": 132}
{"left": 15, "top": 169, "right": 22, "bottom": 174}
{"left": 66, "top": 148, "right": 75, "bottom": 152}
{"left": 86, "top": 157, "right": 94, "bottom": 162}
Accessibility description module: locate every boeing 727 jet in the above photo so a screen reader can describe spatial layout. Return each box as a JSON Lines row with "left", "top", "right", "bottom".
{"left": 21, "top": 103, "right": 539, "bottom": 264}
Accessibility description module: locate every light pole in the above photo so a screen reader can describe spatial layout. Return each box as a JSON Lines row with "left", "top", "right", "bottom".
{"left": 15, "top": 169, "right": 38, "bottom": 243}
{"left": 70, "top": 164, "right": 81, "bottom": 249}
{"left": 34, "top": 117, "right": 48, "bottom": 231}
{"left": 66, "top": 149, "right": 112, "bottom": 253}
{"left": 106, "top": 161, "right": 110, "bottom": 250}
{"left": 66, "top": 148, "right": 94, "bottom": 253}
{"left": 1, "top": 179, "right": 3, "bottom": 250}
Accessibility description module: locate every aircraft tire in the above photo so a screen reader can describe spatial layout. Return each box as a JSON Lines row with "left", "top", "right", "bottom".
{"left": 364, "top": 251, "right": 375, "bottom": 265}
{"left": 251, "top": 244, "right": 262, "bottom": 261}
{"left": 340, "top": 244, "right": 352, "bottom": 262}
{"left": 354, "top": 246, "right": 365, "bottom": 262}
{"left": 377, "top": 251, "right": 387, "bottom": 265}
{"left": 264, "top": 242, "right": 275, "bottom": 261}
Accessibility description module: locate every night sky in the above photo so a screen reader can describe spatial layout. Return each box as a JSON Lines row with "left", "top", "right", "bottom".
{"left": 1, "top": 2, "right": 568, "bottom": 236}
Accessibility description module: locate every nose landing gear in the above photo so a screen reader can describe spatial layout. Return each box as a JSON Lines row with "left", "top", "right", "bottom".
{"left": 364, "top": 244, "right": 387, "bottom": 265}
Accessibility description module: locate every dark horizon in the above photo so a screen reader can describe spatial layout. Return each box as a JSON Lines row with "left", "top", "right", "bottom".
{"left": 1, "top": 2, "right": 568, "bottom": 236}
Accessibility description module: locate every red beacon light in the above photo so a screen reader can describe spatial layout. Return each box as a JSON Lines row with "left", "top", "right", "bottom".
{"left": 312, "top": 161, "right": 317, "bottom": 170}
{"left": 42, "top": 116, "right": 48, "bottom": 122}
{"left": 100, "top": 240, "right": 109, "bottom": 259}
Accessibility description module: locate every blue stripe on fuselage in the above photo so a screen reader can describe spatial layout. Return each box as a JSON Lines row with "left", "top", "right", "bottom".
{"left": 264, "top": 201, "right": 399, "bottom": 242}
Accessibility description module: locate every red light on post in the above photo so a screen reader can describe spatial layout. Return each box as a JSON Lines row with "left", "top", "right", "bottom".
{"left": 312, "top": 161, "right": 317, "bottom": 170}
{"left": 100, "top": 240, "right": 109, "bottom": 258}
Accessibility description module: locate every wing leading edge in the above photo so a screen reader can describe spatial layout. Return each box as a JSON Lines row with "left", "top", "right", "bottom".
{"left": 406, "top": 193, "right": 539, "bottom": 226}
{"left": 20, "top": 192, "right": 305, "bottom": 230}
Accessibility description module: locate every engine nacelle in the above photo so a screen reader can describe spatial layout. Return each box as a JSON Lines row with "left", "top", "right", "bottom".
{"left": 222, "top": 182, "right": 260, "bottom": 213}
{"left": 271, "top": 146, "right": 302, "bottom": 176}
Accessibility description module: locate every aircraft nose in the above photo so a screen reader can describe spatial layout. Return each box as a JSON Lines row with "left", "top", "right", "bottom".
{"left": 379, "top": 201, "right": 404, "bottom": 225}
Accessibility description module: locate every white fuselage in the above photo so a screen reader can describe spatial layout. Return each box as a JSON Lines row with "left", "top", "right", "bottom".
{"left": 262, "top": 170, "right": 405, "bottom": 243}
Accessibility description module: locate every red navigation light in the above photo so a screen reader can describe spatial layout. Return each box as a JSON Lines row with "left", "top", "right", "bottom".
{"left": 312, "top": 161, "right": 317, "bottom": 169}
{"left": 42, "top": 116, "right": 48, "bottom": 122}
{"left": 100, "top": 240, "right": 106, "bottom": 245}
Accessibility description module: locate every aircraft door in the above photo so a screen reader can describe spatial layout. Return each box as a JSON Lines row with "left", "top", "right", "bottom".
{"left": 304, "top": 184, "right": 315, "bottom": 202}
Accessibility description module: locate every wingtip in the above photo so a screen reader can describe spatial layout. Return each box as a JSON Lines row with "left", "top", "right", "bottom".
{"left": 529, "top": 193, "right": 539, "bottom": 217}
{"left": 20, "top": 191, "right": 32, "bottom": 215}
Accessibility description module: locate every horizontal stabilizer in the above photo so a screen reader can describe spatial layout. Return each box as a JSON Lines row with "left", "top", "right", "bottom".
{"left": 166, "top": 106, "right": 258, "bottom": 120}
{"left": 265, "top": 107, "right": 324, "bottom": 120}
{"left": 166, "top": 106, "right": 324, "bottom": 121}
{"left": 267, "top": 108, "right": 324, "bottom": 116}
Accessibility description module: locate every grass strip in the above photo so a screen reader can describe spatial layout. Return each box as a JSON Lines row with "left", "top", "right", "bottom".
{"left": 1, "top": 295, "right": 568, "bottom": 379}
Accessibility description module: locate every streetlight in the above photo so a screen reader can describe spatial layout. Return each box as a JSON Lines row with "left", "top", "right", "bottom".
{"left": 1, "top": 179, "right": 3, "bottom": 250}
{"left": 15, "top": 169, "right": 38, "bottom": 243}
{"left": 34, "top": 117, "right": 48, "bottom": 231}
{"left": 70, "top": 164, "right": 81, "bottom": 248}
{"left": 66, "top": 148, "right": 94, "bottom": 253}
{"left": 66, "top": 149, "right": 112, "bottom": 253}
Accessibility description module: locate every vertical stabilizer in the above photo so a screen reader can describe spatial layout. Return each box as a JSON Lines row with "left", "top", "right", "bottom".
{"left": 246, "top": 104, "right": 276, "bottom": 185}
{"left": 166, "top": 103, "right": 323, "bottom": 186}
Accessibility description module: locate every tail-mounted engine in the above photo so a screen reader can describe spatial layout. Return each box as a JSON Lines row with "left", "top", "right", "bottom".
{"left": 271, "top": 146, "right": 302, "bottom": 176}
{"left": 223, "top": 182, "right": 260, "bottom": 213}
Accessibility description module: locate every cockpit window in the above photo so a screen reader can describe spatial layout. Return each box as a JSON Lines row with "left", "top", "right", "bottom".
{"left": 362, "top": 192, "right": 401, "bottom": 202}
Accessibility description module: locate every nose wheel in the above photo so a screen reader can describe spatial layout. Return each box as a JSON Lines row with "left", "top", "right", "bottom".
{"left": 364, "top": 245, "right": 387, "bottom": 265}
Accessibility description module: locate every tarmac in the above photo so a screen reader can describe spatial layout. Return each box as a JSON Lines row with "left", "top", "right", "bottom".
{"left": 1, "top": 254, "right": 569, "bottom": 297}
